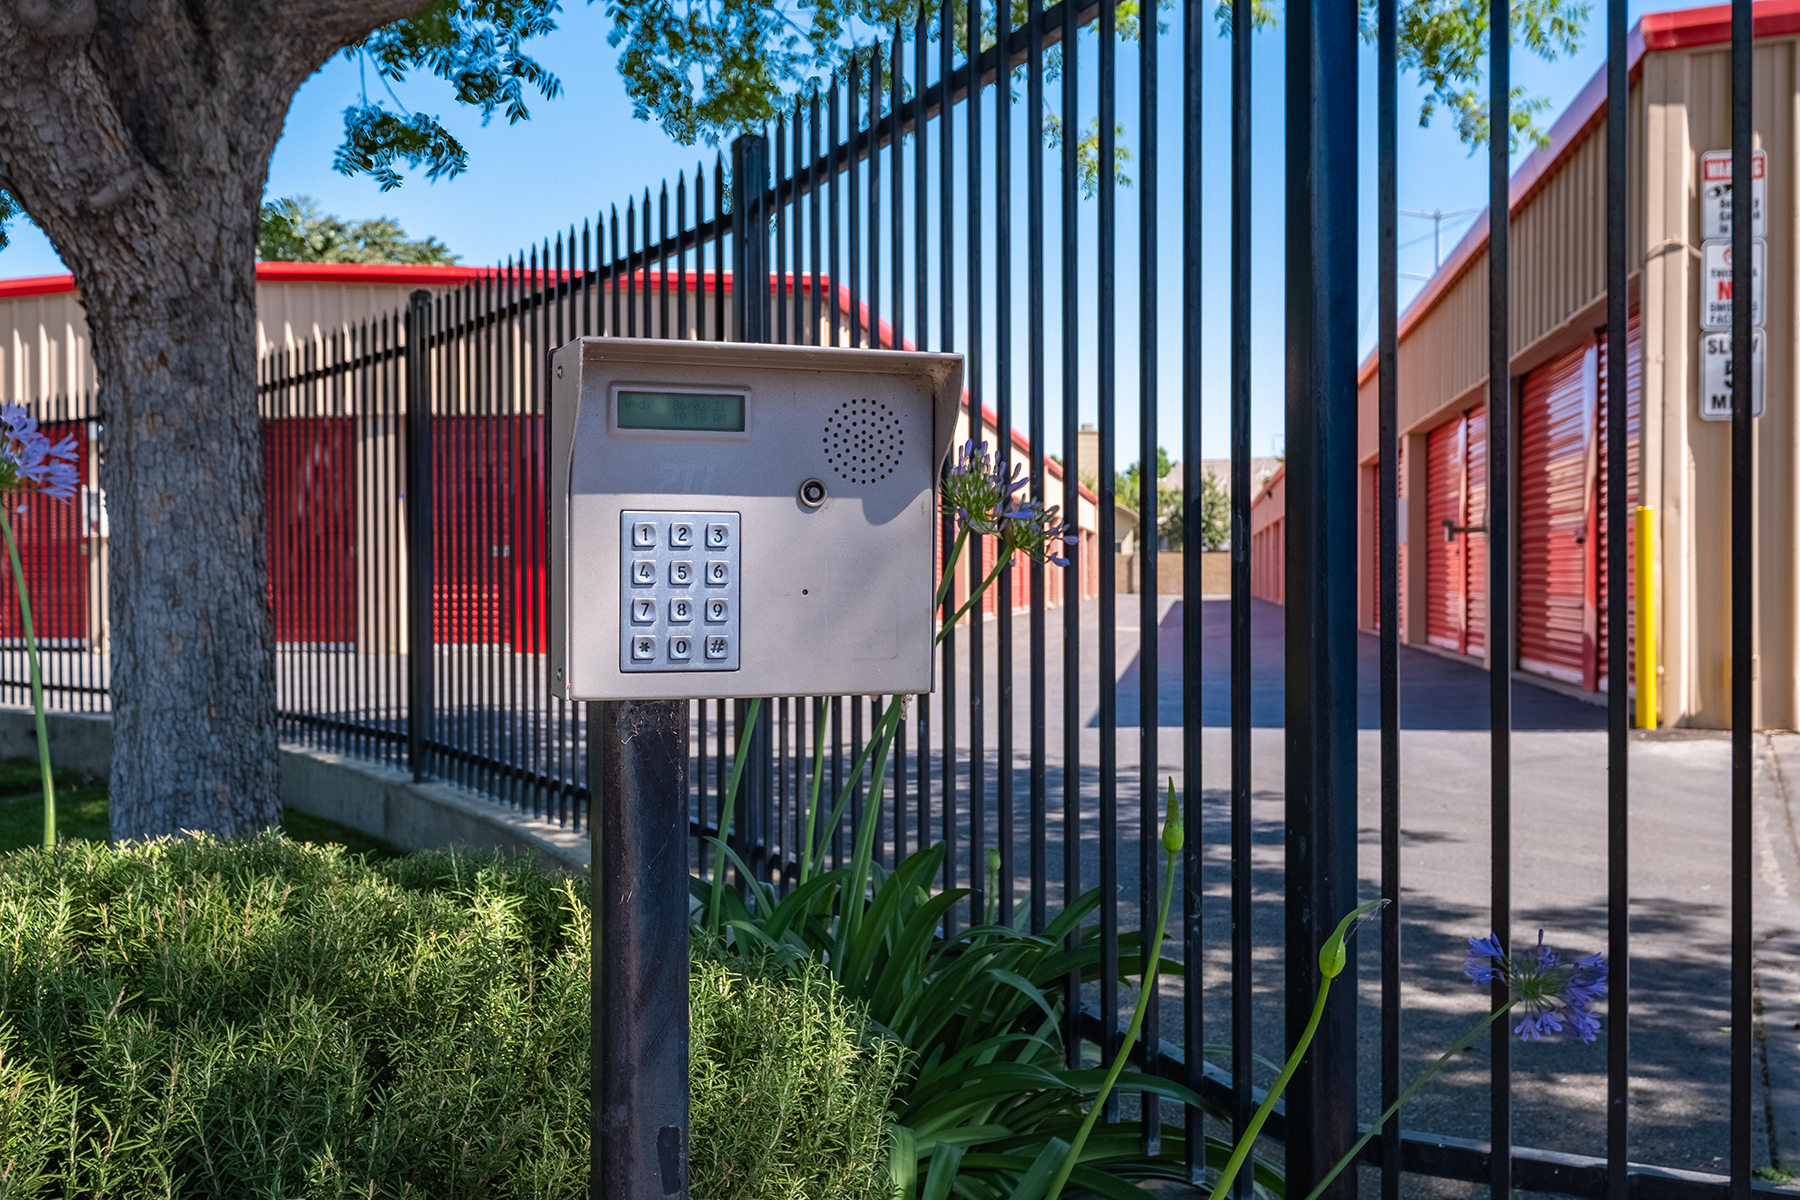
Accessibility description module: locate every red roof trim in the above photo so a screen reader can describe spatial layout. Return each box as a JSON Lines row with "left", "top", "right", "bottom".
{"left": 252, "top": 262, "right": 491, "bottom": 286}
{"left": 1643, "top": 0, "right": 1800, "bottom": 47}
{"left": 0, "top": 274, "right": 76, "bottom": 300}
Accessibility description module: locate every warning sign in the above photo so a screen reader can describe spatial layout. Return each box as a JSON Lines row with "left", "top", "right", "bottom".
{"left": 1700, "top": 328, "right": 1765, "bottom": 420}
{"left": 1700, "top": 149, "right": 1767, "bottom": 240}
{"left": 1700, "top": 238, "right": 1765, "bottom": 330}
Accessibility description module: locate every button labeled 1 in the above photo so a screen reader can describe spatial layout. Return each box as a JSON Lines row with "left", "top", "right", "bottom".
{"left": 632, "top": 522, "right": 658, "bottom": 548}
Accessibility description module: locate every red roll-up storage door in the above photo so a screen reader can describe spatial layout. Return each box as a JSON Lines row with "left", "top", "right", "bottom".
{"left": 264, "top": 417, "right": 356, "bottom": 646}
{"left": 1517, "top": 339, "right": 1595, "bottom": 686}
{"left": 1426, "top": 410, "right": 1485, "bottom": 656}
{"left": 1426, "top": 417, "right": 1465, "bottom": 652}
{"left": 1597, "top": 312, "right": 1642, "bottom": 694}
{"left": 1463, "top": 406, "right": 1488, "bottom": 659}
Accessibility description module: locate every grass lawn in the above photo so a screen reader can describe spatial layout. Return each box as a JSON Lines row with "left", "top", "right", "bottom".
{"left": 0, "top": 756, "right": 403, "bottom": 859}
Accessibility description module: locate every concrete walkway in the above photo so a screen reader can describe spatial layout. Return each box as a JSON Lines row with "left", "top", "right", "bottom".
{"left": 933, "top": 596, "right": 1797, "bottom": 1184}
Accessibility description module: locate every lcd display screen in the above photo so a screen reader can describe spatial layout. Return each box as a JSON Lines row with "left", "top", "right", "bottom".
{"left": 617, "top": 390, "right": 746, "bottom": 432}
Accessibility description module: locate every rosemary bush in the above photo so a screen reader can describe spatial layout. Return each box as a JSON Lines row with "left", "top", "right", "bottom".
{"left": 689, "top": 949, "right": 905, "bottom": 1200}
{"left": 0, "top": 834, "right": 901, "bottom": 1200}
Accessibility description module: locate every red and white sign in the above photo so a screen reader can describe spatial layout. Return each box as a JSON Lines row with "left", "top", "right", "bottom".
{"left": 1700, "top": 149, "right": 1766, "bottom": 240}
{"left": 1700, "top": 238, "right": 1765, "bottom": 330}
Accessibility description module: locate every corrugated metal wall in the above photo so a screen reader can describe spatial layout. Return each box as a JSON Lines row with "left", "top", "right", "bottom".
{"left": 1642, "top": 38, "right": 1797, "bottom": 729}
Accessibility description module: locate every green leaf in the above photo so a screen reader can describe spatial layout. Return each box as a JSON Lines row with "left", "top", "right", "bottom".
{"left": 921, "top": 1140, "right": 966, "bottom": 1200}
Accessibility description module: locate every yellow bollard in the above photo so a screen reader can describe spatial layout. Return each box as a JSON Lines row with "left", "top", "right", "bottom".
{"left": 1635, "top": 506, "right": 1656, "bottom": 729}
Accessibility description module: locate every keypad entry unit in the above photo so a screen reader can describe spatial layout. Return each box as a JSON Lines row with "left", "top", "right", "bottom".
{"left": 618, "top": 510, "right": 741, "bottom": 672}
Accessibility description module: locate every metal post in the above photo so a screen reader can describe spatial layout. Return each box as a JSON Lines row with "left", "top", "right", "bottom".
{"left": 1283, "top": 0, "right": 1360, "bottom": 1192}
{"left": 1729, "top": 0, "right": 1753, "bottom": 1193}
{"left": 403, "top": 289, "right": 434, "bottom": 783}
{"left": 732, "top": 134, "right": 770, "bottom": 345}
{"left": 590, "top": 698, "right": 691, "bottom": 1200}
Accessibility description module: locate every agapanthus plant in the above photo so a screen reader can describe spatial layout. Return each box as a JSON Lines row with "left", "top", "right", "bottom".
{"left": 1466, "top": 929, "right": 1609, "bottom": 1042}
{"left": 0, "top": 403, "right": 80, "bottom": 850}
{"left": 935, "top": 439, "right": 1079, "bottom": 637}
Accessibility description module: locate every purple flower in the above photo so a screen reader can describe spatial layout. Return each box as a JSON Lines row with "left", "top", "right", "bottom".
{"left": 939, "top": 439, "right": 1081, "bottom": 568}
{"left": 1465, "top": 929, "right": 1609, "bottom": 1044}
{"left": 0, "top": 404, "right": 78, "bottom": 507}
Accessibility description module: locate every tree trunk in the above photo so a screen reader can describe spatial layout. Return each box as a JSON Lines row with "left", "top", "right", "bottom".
{"left": 0, "top": 1, "right": 425, "bottom": 839}
{"left": 87, "top": 221, "right": 279, "bottom": 841}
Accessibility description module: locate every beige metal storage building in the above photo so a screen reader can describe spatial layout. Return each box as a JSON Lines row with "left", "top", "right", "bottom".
{"left": 1358, "top": 0, "right": 1800, "bottom": 730}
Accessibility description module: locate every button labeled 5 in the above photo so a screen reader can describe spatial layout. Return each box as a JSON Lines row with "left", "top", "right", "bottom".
{"left": 669, "top": 560, "right": 694, "bottom": 586}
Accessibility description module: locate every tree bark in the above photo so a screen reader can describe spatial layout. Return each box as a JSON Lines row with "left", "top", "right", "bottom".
{"left": 0, "top": 0, "right": 426, "bottom": 839}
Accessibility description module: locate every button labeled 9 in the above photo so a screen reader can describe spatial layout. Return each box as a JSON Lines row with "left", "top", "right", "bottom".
{"left": 705, "top": 598, "right": 730, "bottom": 623}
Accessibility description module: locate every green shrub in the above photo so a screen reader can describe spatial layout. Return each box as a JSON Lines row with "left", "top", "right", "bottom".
{"left": 0, "top": 833, "right": 588, "bottom": 1199}
{"left": 0, "top": 834, "right": 906, "bottom": 1200}
{"left": 689, "top": 949, "right": 906, "bottom": 1200}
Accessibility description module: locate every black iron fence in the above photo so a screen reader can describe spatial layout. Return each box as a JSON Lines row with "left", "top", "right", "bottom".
{"left": 3, "top": 0, "right": 1780, "bottom": 1194}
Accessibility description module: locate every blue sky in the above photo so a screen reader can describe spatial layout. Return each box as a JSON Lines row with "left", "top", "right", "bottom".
{"left": 0, "top": 0, "right": 1660, "bottom": 469}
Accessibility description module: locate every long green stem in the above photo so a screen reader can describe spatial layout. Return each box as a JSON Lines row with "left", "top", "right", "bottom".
{"left": 1207, "top": 978, "right": 1334, "bottom": 1200}
{"left": 807, "top": 698, "right": 904, "bottom": 878}
{"left": 1, "top": 516, "right": 53, "bottom": 851}
{"left": 937, "top": 555, "right": 1011, "bottom": 644}
{"left": 707, "top": 696, "right": 763, "bottom": 935}
{"left": 840, "top": 695, "right": 901, "bottom": 952}
{"left": 1042, "top": 793, "right": 1181, "bottom": 1200}
{"left": 935, "top": 527, "right": 970, "bottom": 610}
{"left": 1301, "top": 1000, "right": 1517, "bottom": 1200}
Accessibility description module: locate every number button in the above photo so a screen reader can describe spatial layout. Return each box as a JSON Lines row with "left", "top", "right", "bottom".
{"left": 669, "top": 598, "right": 693, "bottom": 623}
{"left": 668, "top": 523, "right": 694, "bottom": 548}
{"left": 669, "top": 636, "right": 692, "bottom": 661}
{"left": 705, "top": 635, "right": 730, "bottom": 661}
{"left": 631, "top": 635, "right": 657, "bottom": 661}
{"left": 632, "top": 522, "right": 658, "bottom": 548}
{"left": 705, "top": 598, "right": 730, "bottom": 624}
{"left": 669, "top": 561, "right": 693, "bottom": 586}
{"left": 631, "top": 598, "right": 656, "bottom": 624}
{"left": 630, "top": 561, "right": 656, "bottom": 586}
{"left": 706, "top": 523, "right": 730, "bottom": 549}
{"left": 705, "top": 560, "right": 729, "bottom": 586}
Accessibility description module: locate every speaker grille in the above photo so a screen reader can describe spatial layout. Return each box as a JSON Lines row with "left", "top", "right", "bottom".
{"left": 822, "top": 398, "right": 904, "bottom": 484}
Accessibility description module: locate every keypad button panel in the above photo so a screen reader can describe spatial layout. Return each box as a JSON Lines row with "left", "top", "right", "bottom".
{"left": 620, "top": 510, "right": 740, "bottom": 673}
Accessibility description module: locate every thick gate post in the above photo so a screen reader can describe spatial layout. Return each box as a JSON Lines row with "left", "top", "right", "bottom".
{"left": 590, "top": 698, "right": 691, "bottom": 1200}
{"left": 1283, "top": 0, "right": 1360, "bottom": 1194}
{"left": 731, "top": 134, "right": 771, "bottom": 345}
{"left": 403, "top": 289, "right": 435, "bottom": 782}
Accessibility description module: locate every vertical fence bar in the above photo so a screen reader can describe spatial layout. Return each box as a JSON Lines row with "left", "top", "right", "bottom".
{"left": 1230, "top": 0, "right": 1255, "bottom": 1175}
{"left": 404, "top": 289, "right": 434, "bottom": 782}
{"left": 1058, "top": 0, "right": 1082, "bottom": 1066}
{"left": 1181, "top": 0, "right": 1206, "bottom": 1177}
{"left": 1604, "top": 0, "right": 1631, "bottom": 1187}
{"left": 1027, "top": 0, "right": 1048, "bottom": 935}
{"left": 1729, "top": 0, "right": 1753, "bottom": 1192}
{"left": 958, "top": 0, "right": 980, "bottom": 928}
{"left": 994, "top": 0, "right": 1017, "bottom": 929}
{"left": 1283, "top": 0, "right": 1361, "bottom": 1191}
{"left": 1488, "top": 0, "right": 1514, "bottom": 1190}
{"left": 1097, "top": 0, "right": 1122, "bottom": 1119}
{"left": 870, "top": 45, "right": 883, "bottom": 347}
{"left": 1377, "top": 0, "right": 1402, "bottom": 1193}
{"left": 1137, "top": 0, "right": 1162, "bottom": 1151}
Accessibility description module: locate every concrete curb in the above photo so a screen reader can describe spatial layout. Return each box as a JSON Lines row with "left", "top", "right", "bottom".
{"left": 0, "top": 708, "right": 588, "bottom": 875}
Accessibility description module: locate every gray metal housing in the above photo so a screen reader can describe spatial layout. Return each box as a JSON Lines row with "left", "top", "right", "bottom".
{"left": 549, "top": 338, "right": 964, "bottom": 701}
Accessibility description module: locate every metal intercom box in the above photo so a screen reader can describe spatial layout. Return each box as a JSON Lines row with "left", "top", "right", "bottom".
{"left": 549, "top": 338, "right": 964, "bottom": 702}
